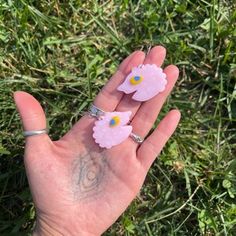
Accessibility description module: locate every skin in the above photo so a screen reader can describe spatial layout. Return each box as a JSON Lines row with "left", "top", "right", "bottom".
{"left": 14, "top": 46, "right": 181, "bottom": 236}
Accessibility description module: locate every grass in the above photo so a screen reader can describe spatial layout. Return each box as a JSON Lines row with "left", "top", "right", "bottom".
{"left": 0, "top": 0, "right": 236, "bottom": 235}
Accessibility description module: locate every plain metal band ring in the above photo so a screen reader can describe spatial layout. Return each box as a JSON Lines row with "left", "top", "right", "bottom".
{"left": 23, "top": 129, "right": 48, "bottom": 137}
{"left": 130, "top": 132, "right": 144, "bottom": 144}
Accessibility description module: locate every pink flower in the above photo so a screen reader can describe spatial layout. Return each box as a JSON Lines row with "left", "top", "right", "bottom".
{"left": 93, "top": 111, "right": 132, "bottom": 149}
{"left": 117, "top": 64, "right": 167, "bottom": 101}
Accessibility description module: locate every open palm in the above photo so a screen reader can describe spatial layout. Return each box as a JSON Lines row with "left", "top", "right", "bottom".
{"left": 14, "top": 46, "right": 180, "bottom": 236}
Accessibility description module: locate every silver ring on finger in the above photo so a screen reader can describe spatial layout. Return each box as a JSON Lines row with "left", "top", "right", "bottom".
{"left": 87, "top": 104, "right": 105, "bottom": 119}
{"left": 23, "top": 129, "right": 48, "bottom": 137}
{"left": 130, "top": 132, "right": 144, "bottom": 144}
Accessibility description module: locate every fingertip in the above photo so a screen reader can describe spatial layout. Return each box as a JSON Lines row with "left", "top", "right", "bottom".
{"left": 13, "top": 91, "right": 39, "bottom": 105}
{"left": 152, "top": 45, "right": 166, "bottom": 54}
{"left": 158, "top": 109, "right": 181, "bottom": 137}
{"left": 144, "top": 45, "right": 166, "bottom": 66}
{"left": 13, "top": 91, "right": 46, "bottom": 131}
{"left": 130, "top": 50, "right": 146, "bottom": 64}
{"left": 13, "top": 91, "right": 27, "bottom": 103}
{"left": 133, "top": 50, "right": 146, "bottom": 65}
{"left": 169, "top": 109, "right": 181, "bottom": 130}
{"left": 169, "top": 109, "right": 181, "bottom": 121}
{"left": 164, "top": 65, "right": 179, "bottom": 79}
{"left": 123, "top": 50, "right": 146, "bottom": 74}
{"left": 119, "top": 50, "right": 145, "bottom": 72}
{"left": 134, "top": 50, "right": 146, "bottom": 58}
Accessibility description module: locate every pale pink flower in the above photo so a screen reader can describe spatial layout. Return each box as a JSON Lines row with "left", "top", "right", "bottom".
{"left": 93, "top": 111, "right": 132, "bottom": 149}
{"left": 117, "top": 64, "right": 167, "bottom": 101}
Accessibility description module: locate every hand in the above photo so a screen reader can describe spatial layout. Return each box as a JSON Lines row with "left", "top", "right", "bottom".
{"left": 14, "top": 46, "right": 180, "bottom": 236}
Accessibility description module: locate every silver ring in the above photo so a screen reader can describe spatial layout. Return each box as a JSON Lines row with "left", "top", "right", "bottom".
{"left": 23, "top": 129, "right": 48, "bottom": 137}
{"left": 88, "top": 104, "right": 105, "bottom": 119}
{"left": 130, "top": 132, "right": 144, "bottom": 144}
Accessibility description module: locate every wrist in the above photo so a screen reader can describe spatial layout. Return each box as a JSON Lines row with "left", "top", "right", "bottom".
{"left": 33, "top": 218, "right": 63, "bottom": 236}
{"left": 33, "top": 216, "right": 99, "bottom": 236}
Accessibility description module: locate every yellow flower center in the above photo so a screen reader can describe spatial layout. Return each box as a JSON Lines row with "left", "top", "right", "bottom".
{"left": 129, "top": 75, "right": 143, "bottom": 85}
{"left": 109, "top": 116, "right": 120, "bottom": 127}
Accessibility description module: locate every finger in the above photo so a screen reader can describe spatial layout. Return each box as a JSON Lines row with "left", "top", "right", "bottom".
{"left": 143, "top": 45, "right": 166, "bottom": 65}
{"left": 13, "top": 91, "right": 51, "bottom": 147}
{"left": 93, "top": 50, "right": 145, "bottom": 112}
{"left": 137, "top": 109, "right": 181, "bottom": 170}
{"left": 131, "top": 65, "right": 179, "bottom": 140}
{"left": 116, "top": 46, "right": 166, "bottom": 118}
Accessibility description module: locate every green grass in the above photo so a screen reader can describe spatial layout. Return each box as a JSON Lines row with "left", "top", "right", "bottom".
{"left": 0, "top": 0, "right": 236, "bottom": 235}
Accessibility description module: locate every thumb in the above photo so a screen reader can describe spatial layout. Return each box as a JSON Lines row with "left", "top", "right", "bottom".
{"left": 13, "top": 91, "right": 51, "bottom": 148}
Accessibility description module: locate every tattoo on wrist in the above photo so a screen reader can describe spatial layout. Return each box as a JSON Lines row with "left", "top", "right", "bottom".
{"left": 71, "top": 150, "right": 108, "bottom": 201}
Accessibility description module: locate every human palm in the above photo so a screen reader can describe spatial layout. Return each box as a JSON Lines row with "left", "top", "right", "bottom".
{"left": 14, "top": 46, "right": 180, "bottom": 235}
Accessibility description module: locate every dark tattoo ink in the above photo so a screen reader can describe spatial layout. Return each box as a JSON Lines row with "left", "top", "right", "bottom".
{"left": 71, "top": 151, "right": 108, "bottom": 201}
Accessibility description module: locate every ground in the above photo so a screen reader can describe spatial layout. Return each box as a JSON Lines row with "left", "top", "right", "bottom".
{"left": 0, "top": 0, "right": 236, "bottom": 235}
